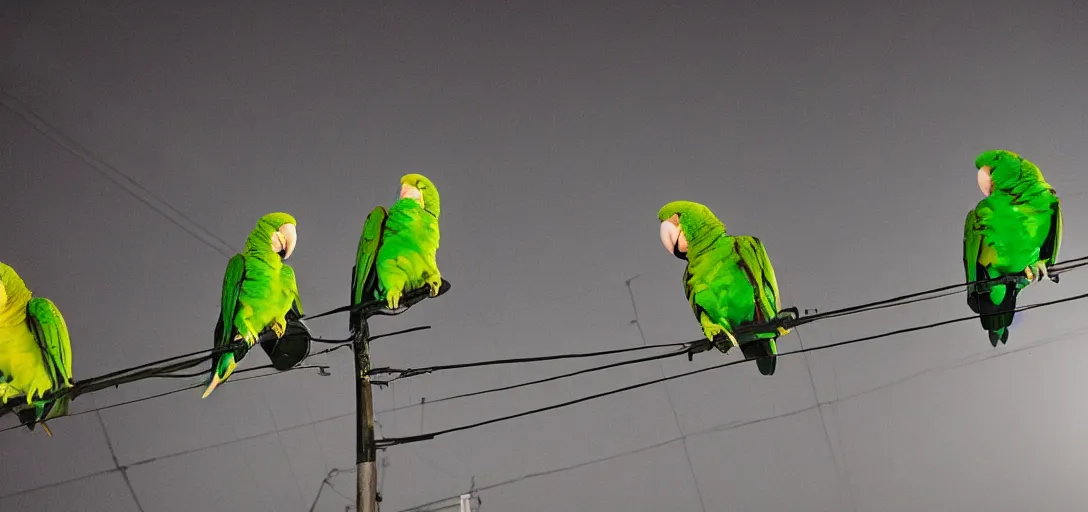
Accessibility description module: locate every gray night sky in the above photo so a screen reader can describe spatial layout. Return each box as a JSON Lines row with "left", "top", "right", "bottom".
{"left": 2, "top": 1, "right": 1088, "bottom": 510}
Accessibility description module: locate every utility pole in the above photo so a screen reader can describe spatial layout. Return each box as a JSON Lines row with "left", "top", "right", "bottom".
{"left": 353, "top": 316, "right": 378, "bottom": 512}
{"left": 349, "top": 279, "right": 450, "bottom": 512}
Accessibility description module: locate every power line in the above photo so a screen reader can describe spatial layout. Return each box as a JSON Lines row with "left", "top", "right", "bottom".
{"left": 791, "top": 256, "right": 1088, "bottom": 327}
{"left": 0, "top": 88, "right": 238, "bottom": 259}
{"left": 374, "top": 347, "right": 688, "bottom": 410}
{"left": 393, "top": 321, "right": 1088, "bottom": 512}
{"left": 0, "top": 285, "right": 442, "bottom": 420}
{"left": 0, "top": 360, "right": 340, "bottom": 434}
{"left": 374, "top": 288, "right": 1088, "bottom": 447}
{"left": 368, "top": 341, "right": 692, "bottom": 380}
{"left": 363, "top": 257, "right": 1088, "bottom": 412}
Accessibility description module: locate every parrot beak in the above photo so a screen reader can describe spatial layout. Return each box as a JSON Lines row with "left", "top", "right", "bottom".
{"left": 272, "top": 223, "right": 298, "bottom": 260}
{"left": 659, "top": 216, "right": 688, "bottom": 259}
{"left": 400, "top": 183, "right": 424, "bottom": 206}
{"left": 977, "top": 166, "right": 993, "bottom": 196}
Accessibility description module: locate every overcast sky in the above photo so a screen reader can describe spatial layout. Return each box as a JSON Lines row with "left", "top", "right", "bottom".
{"left": 3, "top": 1, "right": 1088, "bottom": 510}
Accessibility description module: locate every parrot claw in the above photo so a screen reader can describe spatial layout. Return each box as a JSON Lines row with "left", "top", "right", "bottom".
{"left": 723, "top": 330, "right": 740, "bottom": 349}
{"left": 427, "top": 280, "right": 442, "bottom": 297}
{"left": 386, "top": 289, "right": 402, "bottom": 310}
{"left": 1024, "top": 261, "right": 1049, "bottom": 283}
{"left": 271, "top": 320, "right": 287, "bottom": 339}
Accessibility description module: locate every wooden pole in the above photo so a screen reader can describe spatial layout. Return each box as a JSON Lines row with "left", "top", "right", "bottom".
{"left": 353, "top": 318, "right": 378, "bottom": 512}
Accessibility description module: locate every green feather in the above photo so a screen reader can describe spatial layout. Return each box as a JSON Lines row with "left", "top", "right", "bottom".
{"left": 351, "top": 206, "right": 388, "bottom": 328}
{"left": 659, "top": 201, "right": 785, "bottom": 376}
{"left": 353, "top": 175, "right": 443, "bottom": 312}
{"left": 205, "top": 213, "right": 303, "bottom": 397}
{"left": 964, "top": 150, "right": 1062, "bottom": 346}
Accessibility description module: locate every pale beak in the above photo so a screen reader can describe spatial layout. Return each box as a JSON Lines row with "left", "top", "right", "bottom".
{"left": 659, "top": 218, "right": 688, "bottom": 256}
{"left": 272, "top": 223, "right": 298, "bottom": 259}
{"left": 400, "top": 183, "right": 423, "bottom": 206}
{"left": 977, "top": 166, "right": 993, "bottom": 196}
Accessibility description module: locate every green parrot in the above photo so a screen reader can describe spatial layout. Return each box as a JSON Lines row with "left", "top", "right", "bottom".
{"left": 351, "top": 174, "right": 442, "bottom": 327}
{"left": 658, "top": 201, "right": 791, "bottom": 376}
{"left": 203, "top": 212, "right": 303, "bottom": 398}
{"left": 963, "top": 149, "right": 1062, "bottom": 346}
{"left": 0, "top": 262, "right": 73, "bottom": 435}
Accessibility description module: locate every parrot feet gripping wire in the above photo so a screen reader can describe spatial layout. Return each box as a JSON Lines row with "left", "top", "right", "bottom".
{"left": 426, "top": 278, "right": 443, "bottom": 297}
{"left": 775, "top": 307, "right": 800, "bottom": 333}
{"left": 1024, "top": 260, "right": 1054, "bottom": 284}
{"left": 270, "top": 319, "right": 287, "bottom": 339}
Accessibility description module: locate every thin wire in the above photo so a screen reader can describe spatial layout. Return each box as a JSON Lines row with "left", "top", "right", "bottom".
{"left": 312, "top": 325, "right": 433, "bottom": 345}
{"left": 375, "top": 288, "right": 1088, "bottom": 447}
{"left": 374, "top": 347, "right": 690, "bottom": 410}
{"left": 792, "top": 256, "right": 1088, "bottom": 327}
{"left": 0, "top": 305, "right": 427, "bottom": 416}
{"left": 369, "top": 341, "right": 693, "bottom": 379}
{"left": 371, "top": 257, "right": 1088, "bottom": 381}
{"left": 0, "top": 89, "right": 238, "bottom": 258}
{"left": 0, "top": 345, "right": 351, "bottom": 434}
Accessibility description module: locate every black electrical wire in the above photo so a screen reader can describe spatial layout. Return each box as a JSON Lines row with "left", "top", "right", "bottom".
{"left": 0, "top": 303, "right": 431, "bottom": 417}
{"left": 375, "top": 288, "right": 1088, "bottom": 447}
{"left": 368, "top": 340, "right": 694, "bottom": 379}
{"left": 310, "top": 325, "right": 432, "bottom": 345}
{"left": 790, "top": 256, "right": 1088, "bottom": 328}
{"left": 374, "top": 346, "right": 690, "bottom": 398}
{"left": 0, "top": 361, "right": 338, "bottom": 434}
{"left": 368, "top": 258, "right": 1088, "bottom": 381}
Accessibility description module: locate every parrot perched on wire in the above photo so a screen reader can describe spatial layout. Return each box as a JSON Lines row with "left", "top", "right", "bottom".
{"left": 351, "top": 174, "right": 442, "bottom": 328}
{"left": 657, "top": 201, "right": 793, "bottom": 376}
{"left": 203, "top": 212, "right": 304, "bottom": 398}
{"left": 0, "top": 262, "right": 73, "bottom": 435}
{"left": 963, "top": 149, "right": 1062, "bottom": 347}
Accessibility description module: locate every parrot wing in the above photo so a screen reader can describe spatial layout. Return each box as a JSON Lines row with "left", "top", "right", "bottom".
{"left": 212, "top": 254, "right": 246, "bottom": 368}
{"left": 281, "top": 264, "right": 304, "bottom": 316}
{"left": 25, "top": 297, "right": 73, "bottom": 390}
{"left": 25, "top": 297, "right": 74, "bottom": 424}
{"left": 734, "top": 236, "right": 780, "bottom": 376}
{"left": 963, "top": 207, "right": 983, "bottom": 293}
{"left": 963, "top": 203, "right": 1016, "bottom": 345}
{"left": 1039, "top": 198, "right": 1062, "bottom": 266}
{"left": 350, "top": 206, "right": 387, "bottom": 329}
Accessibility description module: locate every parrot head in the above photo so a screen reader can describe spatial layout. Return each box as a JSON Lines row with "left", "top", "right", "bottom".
{"left": 657, "top": 201, "right": 726, "bottom": 260}
{"left": 248, "top": 212, "right": 298, "bottom": 260}
{"left": 974, "top": 149, "right": 1045, "bottom": 196}
{"left": 399, "top": 174, "right": 441, "bottom": 218}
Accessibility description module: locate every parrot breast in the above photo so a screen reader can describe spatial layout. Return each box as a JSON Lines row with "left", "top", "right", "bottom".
{"left": 972, "top": 192, "right": 1056, "bottom": 275}
{"left": 0, "top": 322, "right": 53, "bottom": 403}
{"left": 685, "top": 235, "right": 775, "bottom": 329}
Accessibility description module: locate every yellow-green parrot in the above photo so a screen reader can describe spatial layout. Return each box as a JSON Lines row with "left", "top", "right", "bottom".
{"left": 203, "top": 213, "right": 303, "bottom": 398}
{"left": 0, "top": 262, "right": 73, "bottom": 435}
{"left": 351, "top": 174, "right": 442, "bottom": 328}
{"left": 658, "top": 201, "right": 791, "bottom": 375}
{"left": 964, "top": 149, "right": 1062, "bottom": 346}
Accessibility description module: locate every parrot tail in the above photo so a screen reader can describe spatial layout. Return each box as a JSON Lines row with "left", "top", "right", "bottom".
{"left": 202, "top": 351, "right": 242, "bottom": 399}
{"left": 739, "top": 338, "right": 777, "bottom": 376}
{"left": 973, "top": 280, "right": 1018, "bottom": 347}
